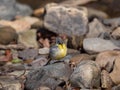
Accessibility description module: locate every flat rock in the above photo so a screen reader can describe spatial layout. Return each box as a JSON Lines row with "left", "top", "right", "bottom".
{"left": 25, "top": 62, "right": 72, "bottom": 90}
{"left": 95, "top": 50, "right": 120, "bottom": 72}
{"left": 0, "top": 26, "right": 18, "bottom": 45}
{"left": 70, "top": 60, "right": 101, "bottom": 89}
{"left": 44, "top": 3, "right": 88, "bottom": 37}
{"left": 83, "top": 38, "right": 120, "bottom": 54}
{"left": 18, "top": 30, "right": 38, "bottom": 48}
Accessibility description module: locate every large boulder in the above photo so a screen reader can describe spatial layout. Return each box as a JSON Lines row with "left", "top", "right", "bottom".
{"left": 44, "top": 3, "right": 88, "bottom": 37}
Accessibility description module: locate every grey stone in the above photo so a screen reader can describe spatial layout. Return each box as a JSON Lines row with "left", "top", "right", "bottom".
{"left": 70, "top": 60, "right": 101, "bottom": 89}
{"left": 86, "top": 18, "right": 109, "bottom": 38}
{"left": 44, "top": 3, "right": 88, "bottom": 37}
{"left": 25, "top": 62, "right": 72, "bottom": 90}
{"left": 83, "top": 38, "right": 120, "bottom": 54}
{"left": 18, "top": 48, "right": 38, "bottom": 60}
{"left": 0, "top": 0, "right": 32, "bottom": 20}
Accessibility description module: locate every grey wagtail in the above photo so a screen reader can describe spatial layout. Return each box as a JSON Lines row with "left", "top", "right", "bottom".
{"left": 49, "top": 37, "right": 67, "bottom": 60}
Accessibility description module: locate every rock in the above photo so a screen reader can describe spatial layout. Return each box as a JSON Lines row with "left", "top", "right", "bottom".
{"left": 83, "top": 38, "right": 120, "bottom": 54}
{"left": 95, "top": 50, "right": 120, "bottom": 72}
{"left": 15, "top": 3, "right": 32, "bottom": 16}
{"left": 70, "top": 54, "right": 95, "bottom": 67}
{"left": 112, "top": 84, "right": 120, "bottom": 90}
{"left": 0, "top": 0, "right": 32, "bottom": 20}
{"left": 18, "top": 30, "right": 38, "bottom": 48}
{"left": 18, "top": 48, "right": 38, "bottom": 60}
{"left": 39, "top": 47, "right": 50, "bottom": 54}
{"left": 44, "top": 3, "right": 88, "bottom": 37}
{"left": 86, "top": 18, "right": 109, "bottom": 38}
{"left": 60, "top": 0, "right": 97, "bottom": 6}
{"left": 110, "top": 56, "right": 120, "bottom": 85}
{"left": 0, "top": 26, "right": 18, "bottom": 45}
{"left": 103, "top": 18, "right": 120, "bottom": 29}
{"left": 25, "top": 62, "right": 72, "bottom": 90}
{"left": 31, "top": 57, "right": 49, "bottom": 69}
{"left": 18, "top": 16, "right": 40, "bottom": 26}
{"left": 0, "top": 76, "right": 21, "bottom": 90}
{"left": 111, "top": 27, "right": 120, "bottom": 40}
{"left": 87, "top": 8, "right": 109, "bottom": 19}
{"left": 101, "top": 70, "right": 113, "bottom": 89}
{"left": 70, "top": 60, "right": 101, "bottom": 89}
{"left": 0, "top": 20, "right": 31, "bottom": 33}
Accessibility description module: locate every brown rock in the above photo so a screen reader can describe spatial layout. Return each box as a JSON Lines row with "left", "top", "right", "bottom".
{"left": 0, "top": 20, "right": 31, "bottom": 33}
{"left": 111, "top": 27, "right": 120, "bottom": 40}
{"left": 95, "top": 50, "right": 120, "bottom": 72}
{"left": 70, "top": 54, "right": 95, "bottom": 67}
{"left": 110, "top": 56, "right": 120, "bottom": 85}
{"left": 0, "top": 26, "right": 18, "bottom": 45}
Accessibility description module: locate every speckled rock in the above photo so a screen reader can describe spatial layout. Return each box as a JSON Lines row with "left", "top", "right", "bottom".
{"left": 70, "top": 60, "right": 101, "bottom": 89}
{"left": 44, "top": 3, "right": 88, "bottom": 37}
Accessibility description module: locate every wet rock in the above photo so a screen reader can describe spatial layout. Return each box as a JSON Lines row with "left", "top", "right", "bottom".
{"left": 95, "top": 50, "right": 120, "bottom": 72}
{"left": 0, "top": 20, "right": 31, "bottom": 33}
{"left": 0, "top": 0, "right": 32, "bottom": 20}
{"left": 44, "top": 3, "right": 88, "bottom": 37}
{"left": 83, "top": 38, "right": 120, "bottom": 54}
{"left": 70, "top": 60, "right": 101, "bottom": 89}
{"left": 110, "top": 56, "right": 120, "bottom": 85}
{"left": 25, "top": 62, "right": 72, "bottom": 90}
{"left": 111, "top": 27, "right": 120, "bottom": 40}
{"left": 18, "top": 30, "right": 38, "bottom": 48}
{"left": 18, "top": 48, "right": 38, "bottom": 60}
{"left": 0, "top": 26, "right": 18, "bottom": 45}
{"left": 0, "top": 76, "right": 21, "bottom": 90}
{"left": 86, "top": 18, "right": 109, "bottom": 38}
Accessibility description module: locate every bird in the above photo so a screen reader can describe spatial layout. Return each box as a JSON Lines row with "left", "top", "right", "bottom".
{"left": 49, "top": 37, "right": 67, "bottom": 60}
